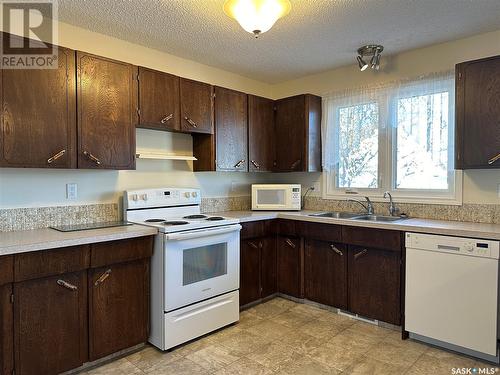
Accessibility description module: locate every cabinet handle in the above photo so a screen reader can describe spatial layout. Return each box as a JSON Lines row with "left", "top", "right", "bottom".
{"left": 161, "top": 113, "right": 174, "bottom": 124}
{"left": 233, "top": 159, "right": 245, "bottom": 168}
{"left": 94, "top": 269, "right": 112, "bottom": 286}
{"left": 83, "top": 150, "right": 102, "bottom": 165}
{"left": 184, "top": 116, "right": 197, "bottom": 128}
{"left": 354, "top": 249, "right": 368, "bottom": 260}
{"left": 251, "top": 160, "right": 261, "bottom": 169}
{"left": 290, "top": 159, "right": 301, "bottom": 170}
{"left": 488, "top": 153, "right": 500, "bottom": 165}
{"left": 57, "top": 279, "right": 78, "bottom": 291}
{"left": 248, "top": 241, "right": 259, "bottom": 249}
{"left": 285, "top": 238, "right": 296, "bottom": 248}
{"left": 259, "top": 241, "right": 263, "bottom": 249}
{"left": 330, "top": 244, "right": 343, "bottom": 256}
{"left": 47, "top": 149, "right": 66, "bottom": 164}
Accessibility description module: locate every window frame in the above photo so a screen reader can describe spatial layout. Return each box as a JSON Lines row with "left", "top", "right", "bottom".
{"left": 324, "top": 76, "right": 463, "bottom": 205}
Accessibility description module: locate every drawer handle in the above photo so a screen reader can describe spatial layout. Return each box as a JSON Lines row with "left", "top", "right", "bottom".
{"left": 259, "top": 241, "right": 263, "bottom": 249}
{"left": 47, "top": 149, "right": 66, "bottom": 164}
{"left": 161, "top": 113, "right": 174, "bottom": 124}
{"left": 330, "top": 244, "right": 343, "bottom": 256}
{"left": 83, "top": 150, "right": 102, "bottom": 165}
{"left": 354, "top": 249, "right": 368, "bottom": 260}
{"left": 488, "top": 153, "right": 500, "bottom": 165}
{"left": 94, "top": 269, "right": 112, "bottom": 286}
{"left": 285, "top": 238, "right": 296, "bottom": 248}
{"left": 57, "top": 279, "right": 78, "bottom": 291}
{"left": 248, "top": 241, "right": 259, "bottom": 249}
{"left": 251, "top": 160, "right": 261, "bottom": 169}
{"left": 290, "top": 159, "right": 301, "bottom": 170}
{"left": 233, "top": 159, "right": 245, "bottom": 168}
{"left": 184, "top": 116, "right": 197, "bottom": 128}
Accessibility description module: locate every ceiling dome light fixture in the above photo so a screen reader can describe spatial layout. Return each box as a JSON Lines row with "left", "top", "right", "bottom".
{"left": 356, "top": 45, "right": 384, "bottom": 71}
{"left": 223, "top": 0, "right": 291, "bottom": 38}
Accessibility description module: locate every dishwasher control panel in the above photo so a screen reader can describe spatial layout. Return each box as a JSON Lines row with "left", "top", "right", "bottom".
{"left": 406, "top": 233, "right": 499, "bottom": 259}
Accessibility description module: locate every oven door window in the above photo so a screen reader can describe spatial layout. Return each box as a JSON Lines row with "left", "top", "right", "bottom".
{"left": 183, "top": 243, "right": 228, "bottom": 286}
{"left": 257, "top": 189, "right": 285, "bottom": 205}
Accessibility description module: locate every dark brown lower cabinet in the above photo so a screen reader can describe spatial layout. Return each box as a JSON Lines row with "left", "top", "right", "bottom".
{"left": 348, "top": 246, "right": 401, "bottom": 325}
{"left": 304, "top": 240, "right": 347, "bottom": 309}
{"left": 14, "top": 271, "right": 87, "bottom": 375}
{"left": 277, "top": 236, "right": 301, "bottom": 298}
{"left": 261, "top": 237, "right": 277, "bottom": 298}
{"left": 0, "top": 284, "right": 13, "bottom": 375}
{"left": 89, "top": 259, "right": 150, "bottom": 361}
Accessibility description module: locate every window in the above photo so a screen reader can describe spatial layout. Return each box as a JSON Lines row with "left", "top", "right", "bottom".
{"left": 323, "top": 72, "right": 461, "bottom": 204}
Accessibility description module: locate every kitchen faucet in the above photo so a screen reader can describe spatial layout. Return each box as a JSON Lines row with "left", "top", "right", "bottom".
{"left": 348, "top": 197, "right": 374, "bottom": 215}
{"left": 383, "top": 191, "right": 399, "bottom": 216}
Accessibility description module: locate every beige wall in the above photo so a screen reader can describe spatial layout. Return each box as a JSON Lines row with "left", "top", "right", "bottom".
{"left": 270, "top": 30, "right": 500, "bottom": 205}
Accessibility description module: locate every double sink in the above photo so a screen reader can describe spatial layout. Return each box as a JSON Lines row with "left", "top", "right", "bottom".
{"left": 309, "top": 211, "right": 407, "bottom": 222}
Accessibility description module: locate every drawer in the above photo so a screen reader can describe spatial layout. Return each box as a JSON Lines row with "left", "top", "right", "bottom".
{"left": 276, "top": 219, "right": 298, "bottom": 236}
{"left": 240, "top": 221, "right": 265, "bottom": 239}
{"left": 342, "top": 226, "right": 401, "bottom": 252}
{"left": 14, "top": 246, "right": 90, "bottom": 282}
{"left": 298, "top": 222, "right": 342, "bottom": 242}
{"left": 0, "top": 256, "right": 14, "bottom": 285}
{"left": 91, "top": 236, "right": 154, "bottom": 268}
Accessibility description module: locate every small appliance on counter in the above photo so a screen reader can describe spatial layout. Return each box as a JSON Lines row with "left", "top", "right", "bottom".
{"left": 251, "top": 184, "right": 301, "bottom": 211}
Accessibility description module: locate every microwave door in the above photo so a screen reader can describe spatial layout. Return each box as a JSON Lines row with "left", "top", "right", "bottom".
{"left": 257, "top": 189, "right": 287, "bottom": 208}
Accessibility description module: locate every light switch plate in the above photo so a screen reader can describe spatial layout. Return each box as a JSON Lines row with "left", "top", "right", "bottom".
{"left": 66, "top": 183, "right": 77, "bottom": 200}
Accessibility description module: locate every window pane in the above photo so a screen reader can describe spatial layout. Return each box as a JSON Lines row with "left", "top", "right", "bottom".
{"left": 396, "top": 91, "right": 449, "bottom": 189}
{"left": 337, "top": 102, "right": 379, "bottom": 188}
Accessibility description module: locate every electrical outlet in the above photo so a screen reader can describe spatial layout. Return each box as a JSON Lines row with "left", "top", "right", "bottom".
{"left": 66, "top": 183, "right": 77, "bottom": 200}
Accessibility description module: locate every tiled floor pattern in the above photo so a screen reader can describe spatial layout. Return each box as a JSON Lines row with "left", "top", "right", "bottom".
{"left": 84, "top": 298, "right": 496, "bottom": 374}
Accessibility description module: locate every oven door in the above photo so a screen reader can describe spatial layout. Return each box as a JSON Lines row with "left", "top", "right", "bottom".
{"left": 164, "top": 224, "right": 241, "bottom": 312}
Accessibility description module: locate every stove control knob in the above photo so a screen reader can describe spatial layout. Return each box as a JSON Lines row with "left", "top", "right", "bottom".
{"left": 131, "top": 194, "right": 139, "bottom": 201}
{"left": 184, "top": 192, "right": 191, "bottom": 198}
{"left": 464, "top": 243, "right": 474, "bottom": 253}
{"left": 191, "top": 192, "right": 198, "bottom": 198}
{"left": 141, "top": 194, "right": 148, "bottom": 201}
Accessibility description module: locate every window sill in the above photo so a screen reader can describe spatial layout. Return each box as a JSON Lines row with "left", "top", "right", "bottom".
{"left": 321, "top": 192, "right": 463, "bottom": 206}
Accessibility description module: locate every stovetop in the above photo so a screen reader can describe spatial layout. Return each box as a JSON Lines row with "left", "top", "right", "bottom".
{"left": 131, "top": 215, "right": 239, "bottom": 233}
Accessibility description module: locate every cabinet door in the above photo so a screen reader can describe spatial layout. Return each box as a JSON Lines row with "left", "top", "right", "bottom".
{"left": 248, "top": 95, "right": 275, "bottom": 172}
{"left": 261, "top": 237, "right": 277, "bottom": 298}
{"left": 277, "top": 236, "right": 301, "bottom": 298}
{"left": 0, "top": 284, "right": 13, "bottom": 375}
{"left": 89, "top": 260, "right": 149, "bottom": 360}
{"left": 275, "top": 95, "right": 304, "bottom": 172}
{"left": 138, "top": 67, "right": 180, "bottom": 132}
{"left": 348, "top": 246, "right": 401, "bottom": 325}
{"left": 214, "top": 87, "right": 248, "bottom": 171}
{"left": 0, "top": 45, "right": 76, "bottom": 168}
{"left": 456, "top": 56, "right": 500, "bottom": 169}
{"left": 305, "top": 240, "right": 347, "bottom": 309}
{"left": 14, "top": 272, "right": 87, "bottom": 375}
{"left": 240, "top": 239, "right": 261, "bottom": 306}
{"left": 180, "top": 78, "right": 213, "bottom": 134}
{"left": 77, "top": 52, "right": 137, "bottom": 169}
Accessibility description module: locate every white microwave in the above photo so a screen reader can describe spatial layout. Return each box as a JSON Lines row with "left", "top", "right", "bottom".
{"left": 251, "top": 184, "right": 301, "bottom": 211}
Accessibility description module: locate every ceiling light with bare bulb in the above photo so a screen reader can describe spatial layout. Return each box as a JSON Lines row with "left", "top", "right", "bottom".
{"left": 223, "top": 0, "right": 291, "bottom": 38}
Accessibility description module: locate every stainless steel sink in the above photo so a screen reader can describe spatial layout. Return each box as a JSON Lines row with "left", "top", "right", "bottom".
{"left": 309, "top": 212, "right": 364, "bottom": 219}
{"left": 352, "top": 215, "right": 406, "bottom": 222}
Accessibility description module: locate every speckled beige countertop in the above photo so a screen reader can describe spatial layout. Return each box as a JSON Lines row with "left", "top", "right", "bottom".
{"left": 213, "top": 210, "right": 500, "bottom": 241}
{"left": 0, "top": 224, "right": 158, "bottom": 256}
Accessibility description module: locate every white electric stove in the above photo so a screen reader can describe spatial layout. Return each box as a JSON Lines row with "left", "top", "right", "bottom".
{"left": 124, "top": 188, "right": 241, "bottom": 350}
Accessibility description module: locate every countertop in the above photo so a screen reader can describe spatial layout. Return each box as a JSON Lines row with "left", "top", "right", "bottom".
{"left": 0, "top": 224, "right": 158, "bottom": 256}
{"left": 214, "top": 210, "right": 500, "bottom": 241}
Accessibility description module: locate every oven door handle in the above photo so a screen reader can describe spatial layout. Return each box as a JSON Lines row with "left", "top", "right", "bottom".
{"left": 166, "top": 224, "right": 242, "bottom": 240}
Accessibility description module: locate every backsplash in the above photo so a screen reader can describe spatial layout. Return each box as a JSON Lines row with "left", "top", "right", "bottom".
{"left": 1, "top": 196, "right": 499, "bottom": 232}
{"left": 304, "top": 197, "right": 500, "bottom": 224}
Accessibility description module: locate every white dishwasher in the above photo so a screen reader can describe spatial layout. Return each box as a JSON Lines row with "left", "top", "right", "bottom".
{"left": 405, "top": 232, "right": 499, "bottom": 363}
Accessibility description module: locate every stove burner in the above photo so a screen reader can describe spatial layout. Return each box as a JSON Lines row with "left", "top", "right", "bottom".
{"left": 144, "top": 219, "right": 166, "bottom": 223}
{"left": 183, "top": 214, "right": 208, "bottom": 219}
{"left": 206, "top": 216, "right": 225, "bottom": 221}
{"left": 163, "top": 221, "right": 189, "bottom": 226}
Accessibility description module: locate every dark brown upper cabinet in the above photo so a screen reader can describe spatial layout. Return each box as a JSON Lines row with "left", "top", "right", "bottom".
{"left": 77, "top": 52, "right": 137, "bottom": 170}
{"left": 0, "top": 43, "right": 76, "bottom": 169}
{"left": 274, "top": 94, "right": 322, "bottom": 172}
{"left": 180, "top": 78, "right": 214, "bottom": 134}
{"left": 248, "top": 95, "right": 275, "bottom": 172}
{"left": 455, "top": 55, "right": 500, "bottom": 169}
{"left": 138, "top": 67, "right": 180, "bottom": 132}
{"left": 214, "top": 87, "right": 248, "bottom": 171}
